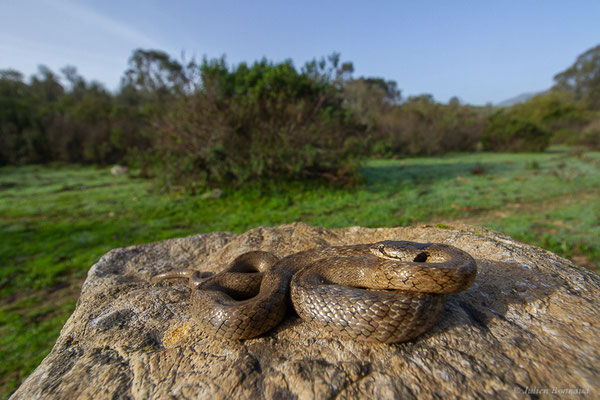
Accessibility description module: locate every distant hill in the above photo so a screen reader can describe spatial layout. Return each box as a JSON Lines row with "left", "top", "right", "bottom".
{"left": 496, "top": 91, "right": 542, "bottom": 107}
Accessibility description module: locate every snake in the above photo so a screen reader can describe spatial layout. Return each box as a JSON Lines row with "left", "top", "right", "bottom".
{"left": 152, "top": 241, "right": 477, "bottom": 343}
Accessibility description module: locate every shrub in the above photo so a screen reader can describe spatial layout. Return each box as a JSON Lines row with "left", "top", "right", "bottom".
{"left": 155, "top": 56, "right": 363, "bottom": 190}
{"left": 509, "top": 91, "right": 591, "bottom": 144}
{"left": 482, "top": 111, "right": 551, "bottom": 152}
{"left": 367, "top": 96, "right": 484, "bottom": 157}
{"left": 574, "top": 119, "right": 600, "bottom": 149}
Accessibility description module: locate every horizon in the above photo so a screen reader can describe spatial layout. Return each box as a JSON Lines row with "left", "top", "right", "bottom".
{"left": 1, "top": 0, "right": 599, "bottom": 105}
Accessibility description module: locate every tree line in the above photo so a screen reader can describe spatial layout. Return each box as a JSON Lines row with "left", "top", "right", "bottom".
{"left": 1, "top": 45, "right": 599, "bottom": 188}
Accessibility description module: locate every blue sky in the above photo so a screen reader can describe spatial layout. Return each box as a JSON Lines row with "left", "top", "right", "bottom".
{"left": 1, "top": 0, "right": 599, "bottom": 105}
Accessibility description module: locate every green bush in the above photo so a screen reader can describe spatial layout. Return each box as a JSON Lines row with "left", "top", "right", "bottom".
{"left": 509, "top": 91, "right": 591, "bottom": 144}
{"left": 156, "top": 55, "right": 363, "bottom": 189}
{"left": 574, "top": 119, "right": 600, "bottom": 149}
{"left": 482, "top": 111, "right": 552, "bottom": 152}
{"left": 369, "top": 139, "right": 394, "bottom": 158}
{"left": 350, "top": 94, "right": 485, "bottom": 158}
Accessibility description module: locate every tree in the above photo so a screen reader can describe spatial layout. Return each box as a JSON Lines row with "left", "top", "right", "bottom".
{"left": 553, "top": 44, "right": 600, "bottom": 109}
{"left": 29, "top": 65, "right": 64, "bottom": 102}
{"left": 61, "top": 65, "right": 85, "bottom": 91}
{"left": 302, "top": 52, "right": 354, "bottom": 89}
{"left": 0, "top": 69, "right": 31, "bottom": 164}
{"left": 343, "top": 77, "right": 401, "bottom": 136}
{"left": 121, "top": 49, "right": 189, "bottom": 99}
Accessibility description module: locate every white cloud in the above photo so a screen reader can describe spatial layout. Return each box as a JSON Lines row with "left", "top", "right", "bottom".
{"left": 0, "top": 0, "right": 170, "bottom": 88}
{"left": 42, "top": 0, "right": 164, "bottom": 49}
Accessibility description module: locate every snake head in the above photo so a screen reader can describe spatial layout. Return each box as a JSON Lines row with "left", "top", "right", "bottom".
{"left": 370, "top": 241, "right": 431, "bottom": 262}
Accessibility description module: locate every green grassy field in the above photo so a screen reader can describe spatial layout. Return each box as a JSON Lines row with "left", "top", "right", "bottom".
{"left": 1, "top": 148, "right": 599, "bottom": 398}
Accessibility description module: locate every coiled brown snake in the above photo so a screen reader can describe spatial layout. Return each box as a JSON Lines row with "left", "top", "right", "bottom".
{"left": 153, "top": 241, "right": 477, "bottom": 343}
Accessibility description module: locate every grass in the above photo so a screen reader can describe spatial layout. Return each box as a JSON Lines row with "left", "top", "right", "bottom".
{"left": 1, "top": 148, "right": 599, "bottom": 398}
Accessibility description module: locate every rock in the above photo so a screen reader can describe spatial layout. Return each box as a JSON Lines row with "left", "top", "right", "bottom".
{"left": 110, "top": 165, "right": 129, "bottom": 176}
{"left": 11, "top": 223, "right": 600, "bottom": 399}
{"left": 200, "top": 188, "right": 224, "bottom": 200}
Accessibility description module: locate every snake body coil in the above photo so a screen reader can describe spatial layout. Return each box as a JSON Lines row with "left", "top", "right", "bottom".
{"left": 153, "top": 241, "right": 477, "bottom": 343}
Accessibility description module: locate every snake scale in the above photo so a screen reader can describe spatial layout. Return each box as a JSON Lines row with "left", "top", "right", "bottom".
{"left": 153, "top": 241, "right": 477, "bottom": 343}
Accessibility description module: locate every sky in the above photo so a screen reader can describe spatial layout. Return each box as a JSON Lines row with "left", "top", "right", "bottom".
{"left": 1, "top": 0, "right": 599, "bottom": 105}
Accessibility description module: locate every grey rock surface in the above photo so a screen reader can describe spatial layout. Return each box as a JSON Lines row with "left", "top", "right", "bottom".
{"left": 11, "top": 223, "right": 600, "bottom": 399}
